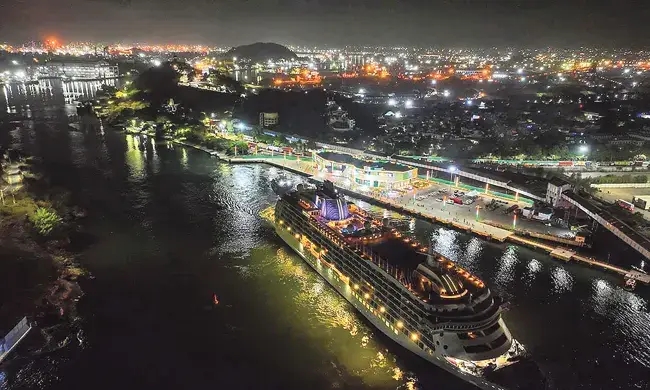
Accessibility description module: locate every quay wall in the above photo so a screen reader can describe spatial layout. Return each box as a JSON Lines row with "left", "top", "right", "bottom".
{"left": 172, "top": 139, "right": 647, "bottom": 284}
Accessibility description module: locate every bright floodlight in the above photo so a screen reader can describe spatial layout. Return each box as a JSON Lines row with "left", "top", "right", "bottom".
{"left": 443, "top": 90, "right": 451, "bottom": 97}
{"left": 405, "top": 99, "right": 414, "bottom": 108}
{"left": 394, "top": 111, "right": 403, "bottom": 118}
{"left": 15, "top": 70, "right": 25, "bottom": 79}
{"left": 358, "top": 88, "right": 366, "bottom": 94}
{"left": 11, "top": 60, "right": 18, "bottom": 65}
{"left": 466, "top": 99, "right": 473, "bottom": 106}
{"left": 387, "top": 98, "right": 397, "bottom": 106}
{"left": 449, "top": 166, "right": 457, "bottom": 172}
{"left": 579, "top": 145, "right": 589, "bottom": 154}
{"left": 517, "top": 68, "right": 524, "bottom": 74}
{"left": 431, "top": 79, "right": 437, "bottom": 85}
{"left": 152, "top": 59, "right": 162, "bottom": 67}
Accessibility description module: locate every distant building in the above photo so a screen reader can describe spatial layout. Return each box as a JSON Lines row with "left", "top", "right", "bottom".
{"left": 40, "top": 60, "right": 118, "bottom": 80}
{"left": 546, "top": 177, "right": 572, "bottom": 207}
{"left": 259, "top": 112, "right": 279, "bottom": 128}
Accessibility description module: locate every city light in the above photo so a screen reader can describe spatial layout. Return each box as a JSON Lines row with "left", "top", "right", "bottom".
{"left": 405, "top": 99, "right": 413, "bottom": 108}
{"left": 394, "top": 111, "right": 402, "bottom": 118}
{"left": 358, "top": 88, "right": 365, "bottom": 94}
{"left": 387, "top": 98, "right": 397, "bottom": 106}
{"left": 152, "top": 59, "right": 162, "bottom": 67}
{"left": 442, "top": 90, "right": 450, "bottom": 97}
{"left": 579, "top": 145, "right": 589, "bottom": 154}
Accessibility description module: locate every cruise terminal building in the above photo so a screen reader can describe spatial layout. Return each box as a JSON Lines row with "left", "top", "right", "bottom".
{"left": 314, "top": 151, "right": 417, "bottom": 189}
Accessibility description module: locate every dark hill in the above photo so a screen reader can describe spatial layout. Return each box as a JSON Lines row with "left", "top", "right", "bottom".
{"left": 223, "top": 42, "right": 297, "bottom": 62}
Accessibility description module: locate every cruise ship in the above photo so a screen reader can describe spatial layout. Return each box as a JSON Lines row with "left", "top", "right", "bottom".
{"left": 269, "top": 180, "right": 546, "bottom": 390}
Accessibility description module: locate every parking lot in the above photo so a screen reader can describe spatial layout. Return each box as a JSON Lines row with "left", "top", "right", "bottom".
{"left": 397, "top": 181, "right": 573, "bottom": 238}
{"left": 595, "top": 186, "right": 650, "bottom": 221}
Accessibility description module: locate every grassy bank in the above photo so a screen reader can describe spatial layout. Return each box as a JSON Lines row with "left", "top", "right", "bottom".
{"left": 0, "top": 159, "right": 87, "bottom": 349}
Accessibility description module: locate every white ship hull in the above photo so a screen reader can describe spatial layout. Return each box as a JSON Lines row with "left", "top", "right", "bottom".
{"left": 274, "top": 223, "right": 505, "bottom": 390}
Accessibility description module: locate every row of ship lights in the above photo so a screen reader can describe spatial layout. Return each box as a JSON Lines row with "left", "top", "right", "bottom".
{"left": 278, "top": 218, "right": 420, "bottom": 342}
{"left": 282, "top": 217, "right": 485, "bottom": 290}
{"left": 278, "top": 217, "right": 484, "bottom": 342}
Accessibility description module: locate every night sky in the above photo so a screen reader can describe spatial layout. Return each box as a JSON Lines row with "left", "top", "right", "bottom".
{"left": 0, "top": 0, "right": 649, "bottom": 47}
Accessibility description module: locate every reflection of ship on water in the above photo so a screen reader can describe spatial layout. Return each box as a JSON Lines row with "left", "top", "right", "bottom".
{"left": 269, "top": 181, "right": 547, "bottom": 390}
{"left": 327, "top": 100, "right": 355, "bottom": 132}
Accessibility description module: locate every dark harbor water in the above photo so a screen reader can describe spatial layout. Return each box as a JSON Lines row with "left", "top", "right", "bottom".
{"left": 1, "top": 81, "right": 649, "bottom": 390}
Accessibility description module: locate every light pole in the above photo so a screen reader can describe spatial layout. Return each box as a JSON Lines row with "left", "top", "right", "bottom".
{"left": 448, "top": 165, "right": 457, "bottom": 182}
{"left": 448, "top": 166, "right": 457, "bottom": 191}
{"left": 578, "top": 145, "right": 589, "bottom": 158}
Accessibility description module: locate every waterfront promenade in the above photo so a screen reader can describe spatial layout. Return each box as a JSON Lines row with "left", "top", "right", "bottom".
{"left": 171, "top": 142, "right": 650, "bottom": 285}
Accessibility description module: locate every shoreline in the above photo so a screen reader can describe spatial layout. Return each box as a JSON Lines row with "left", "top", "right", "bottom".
{"left": 167, "top": 137, "right": 648, "bottom": 285}
{"left": 0, "top": 155, "right": 89, "bottom": 365}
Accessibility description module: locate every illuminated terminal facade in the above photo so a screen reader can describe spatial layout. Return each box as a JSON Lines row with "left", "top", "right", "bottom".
{"left": 314, "top": 151, "right": 417, "bottom": 189}
{"left": 40, "top": 60, "right": 119, "bottom": 80}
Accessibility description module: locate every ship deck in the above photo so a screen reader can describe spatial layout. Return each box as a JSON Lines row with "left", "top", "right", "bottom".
{"left": 366, "top": 235, "right": 428, "bottom": 272}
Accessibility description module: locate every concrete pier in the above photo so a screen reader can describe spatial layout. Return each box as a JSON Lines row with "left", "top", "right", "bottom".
{"left": 174, "top": 142, "right": 650, "bottom": 286}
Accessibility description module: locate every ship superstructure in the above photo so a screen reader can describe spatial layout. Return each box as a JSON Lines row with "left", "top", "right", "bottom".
{"left": 270, "top": 181, "right": 545, "bottom": 390}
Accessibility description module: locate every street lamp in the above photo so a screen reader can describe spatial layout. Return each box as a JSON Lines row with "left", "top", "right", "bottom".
{"left": 448, "top": 166, "right": 457, "bottom": 182}
{"left": 579, "top": 145, "right": 589, "bottom": 154}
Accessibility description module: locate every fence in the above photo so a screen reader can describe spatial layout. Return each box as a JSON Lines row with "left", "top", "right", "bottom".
{"left": 590, "top": 183, "right": 650, "bottom": 188}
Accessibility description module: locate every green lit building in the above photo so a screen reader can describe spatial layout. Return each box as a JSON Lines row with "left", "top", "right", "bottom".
{"left": 314, "top": 151, "right": 417, "bottom": 189}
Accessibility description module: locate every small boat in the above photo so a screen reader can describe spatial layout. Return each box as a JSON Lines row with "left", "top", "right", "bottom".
{"left": 624, "top": 278, "right": 637, "bottom": 291}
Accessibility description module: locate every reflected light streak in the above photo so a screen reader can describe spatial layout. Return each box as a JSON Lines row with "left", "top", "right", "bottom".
{"left": 463, "top": 238, "right": 483, "bottom": 268}
{"left": 495, "top": 245, "right": 518, "bottom": 286}
{"left": 524, "top": 258, "right": 542, "bottom": 285}
{"left": 550, "top": 266, "right": 573, "bottom": 294}
{"left": 431, "top": 228, "right": 461, "bottom": 261}
{"left": 264, "top": 247, "right": 413, "bottom": 387}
